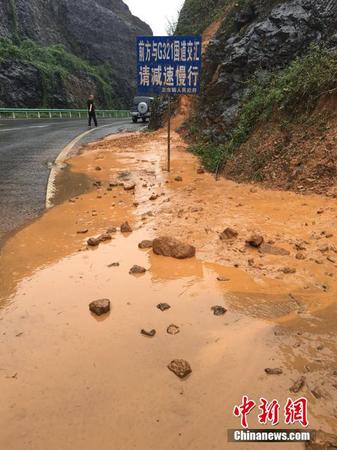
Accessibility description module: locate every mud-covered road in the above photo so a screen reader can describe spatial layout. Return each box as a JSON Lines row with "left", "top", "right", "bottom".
{"left": 0, "top": 118, "right": 141, "bottom": 241}
{"left": 0, "top": 130, "right": 337, "bottom": 449}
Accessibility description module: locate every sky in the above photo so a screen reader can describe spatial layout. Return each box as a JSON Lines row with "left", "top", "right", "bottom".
{"left": 123, "top": 0, "right": 185, "bottom": 36}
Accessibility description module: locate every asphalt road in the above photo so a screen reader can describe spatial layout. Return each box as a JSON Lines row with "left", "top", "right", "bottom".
{"left": 0, "top": 118, "right": 141, "bottom": 243}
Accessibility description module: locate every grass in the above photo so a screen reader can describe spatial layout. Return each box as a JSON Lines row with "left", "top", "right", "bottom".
{"left": 0, "top": 38, "right": 117, "bottom": 107}
{"left": 189, "top": 45, "right": 337, "bottom": 172}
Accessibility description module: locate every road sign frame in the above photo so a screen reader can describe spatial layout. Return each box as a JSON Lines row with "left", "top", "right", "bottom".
{"left": 136, "top": 35, "right": 202, "bottom": 172}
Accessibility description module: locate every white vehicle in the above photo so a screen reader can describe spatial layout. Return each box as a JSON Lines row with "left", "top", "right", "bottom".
{"left": 131, "top": 96, "right": 154, "bottom": 123}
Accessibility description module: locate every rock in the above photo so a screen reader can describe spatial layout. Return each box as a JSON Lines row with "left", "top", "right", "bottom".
{"left": 259, "top": 243, "right": 290, "bottom": 256}
{"left": 246, "top": 234, "right": 264, "bottom": 248}
{"left": 265, "top": 368, "right": 283, "bottom": 375}
{"left": 153, "top": 236, "right": 196, "bottom": 259}
{"left": 87, "top": 233, "right": 112, "bottom": 247}
{"left": 77, "top": 228, "right": 89, "bottom": 234}
{"left": 107, "top": 262, "right": 120, "bottom": 267}
{"left": 123, "top": 181, "right": 136, "bottom": 191}
{"left": 167, "top": 359, "right": 192, "bottom": 379}
{"left": 220, "top": 227, "right": 238, "bottom": 240}
{"left": 281, "top": 267, "right": 297, "bottom": 274}
{"left": 217, "top": 276, "right": 230, "bottom": 282}
{"left": 311, "top": 388, "right": 323, "bottom": 399}
{"left": 175, "top": 176, "right": 183, "bottom": 182}
{"left": 211, "top": 306, "right": 227, "bottom": 316}
{"left": 197, "top": 168, "right": 205, "bottom": 174}
{"left": 296, "top": 252, "right": 306, "bottom": 260}
{"left": 95, "top": 166, "right": 102, "bottom": 171}
{"left": 129, "top": 265, "right": 147, "bottom": 275}
{"left": 138, "top": 240, "right": 153, "bottom": 249}
{"left": 141, "top": 329, "right": 156, "bottom": 337}
{"left": 89, "top": 299, "right": 110, "bottom": 316}
{"left": 167, "top": 324, "right": 180, "bottom": 335}
{"left": 106, "top": 226, "right": 117, "bottom": 234}
{"left": 120, "top": 222, "right": 132, "bottom": 233}
{"left": 290, "top": 376, "right": 306, "bottom": 393}
{"left": 157, "top": 303, "right": 171, "bottom": 311}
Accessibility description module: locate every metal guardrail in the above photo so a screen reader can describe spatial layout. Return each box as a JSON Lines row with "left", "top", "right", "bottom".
{"left": 0, "top": 108, "right": 130, "bottom": 120}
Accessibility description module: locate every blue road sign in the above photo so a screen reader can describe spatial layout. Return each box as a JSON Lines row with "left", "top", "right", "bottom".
{"left": 137, "top": 36, "right": 202, "bottom": 95}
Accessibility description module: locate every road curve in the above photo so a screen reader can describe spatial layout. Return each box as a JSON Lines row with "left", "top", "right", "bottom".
{"left": 0, "top": 118, "right": 141, "bottom": 243}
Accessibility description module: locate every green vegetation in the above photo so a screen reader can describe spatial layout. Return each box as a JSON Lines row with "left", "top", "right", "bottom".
{"left": 0, "top": 38, "right": 117, "bottom": 107}
{"left": 175, "top": 0, "right": 231, "bottom": 35}
{"left": 190, "top": 45, "right": 337, "bottom": 171}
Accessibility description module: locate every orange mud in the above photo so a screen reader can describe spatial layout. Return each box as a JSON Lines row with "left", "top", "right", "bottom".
{"left": 1, "top": 130, "right": 337, "bottom": 449}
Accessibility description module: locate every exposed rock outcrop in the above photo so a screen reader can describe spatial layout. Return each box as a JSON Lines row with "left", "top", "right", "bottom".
{"left": 0, "top": 0, "right": 152, "bottom": 107}
{"left": 199, "top": 0, "right": 337, "bottom": 141}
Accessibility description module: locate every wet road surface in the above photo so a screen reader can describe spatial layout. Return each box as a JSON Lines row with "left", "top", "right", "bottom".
{"left": 0, "top": 118, "right": 141, "bottom": 242}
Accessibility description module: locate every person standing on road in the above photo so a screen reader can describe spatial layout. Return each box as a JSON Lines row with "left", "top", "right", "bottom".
{"left": 87, "top": 94, "right": 98, "bottom": 127}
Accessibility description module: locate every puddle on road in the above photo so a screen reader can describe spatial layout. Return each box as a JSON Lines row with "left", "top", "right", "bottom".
{"left": 52, "top": 163, "right": 93, "bottom": 206}
{"left": 1, "top": 130, "right": 337, "bottom": 448}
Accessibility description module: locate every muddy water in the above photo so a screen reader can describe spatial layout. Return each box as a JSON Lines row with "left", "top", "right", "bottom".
{"left": 1, "top": 130, "right": 337, "bottom": 449}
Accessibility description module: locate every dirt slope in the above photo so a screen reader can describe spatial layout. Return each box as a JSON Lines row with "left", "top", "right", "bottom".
{"left": 223, "top": 95, "right": 337, "bottom": 196}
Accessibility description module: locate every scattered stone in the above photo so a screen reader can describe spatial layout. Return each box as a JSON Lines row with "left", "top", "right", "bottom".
{"left": 259, "top": 243, "right": 290, "bottom": 256}
{"left": 123, "top": 181, "right": 136, "bottom": 191}
{"left": 121, "top": 222, "right": 132, "bottom": 233}
{"left": 129, "top": 265, "right": 147, "bottom": 275}
{"left": 217, "top": 276, "right": 230, "bottom": 282}
{"left": 89, "top": 299, "right": 110, "bottom": 316}
{"left": 290, "top": 376, "right": 306, "bottom": 393}
{"left": 87, "top": 233, "right": 112, "bottom": 247}
{"left": 197, "top": 168, "right": 205, "bottom": 174}
{"left": 311, "top": 388, "right": 323, "bottom": 399}
{"left": 107, "top": 226, "right": 117, "bottom": 234}
{"left": 167, "top": 359, "right": 192, "bottom": 379}
{"left": 138, "top": 240, "right": 153, "bottom": 249}
{"left": 296, "top": 252, "right": 306, "bottom": 260}
{"left": 149, "top": 194, "right": 159, "bottom": 201}
{"left": 246, "top": 234, "right": 264, "bottom": 248}
{"left": 281, "top": 267, "right": 297, "bottom": 274}
{"left": 265, "top": 368, "right": 283, "bottom": 375}
{"left": 220, "top": 227, "right": 238, "bottom": 240}
{"left": 141, "top": 329, "right": 156, "bottom": 337}
{"left": 77, "top": 229, "right": 89, "bottom": 234}
{"left": 167, "top": 324, "right": 180, "bottom": 335}
{"left": 157, "top": 303, "right": 171, "bottom": 311}
{"left": 153, "top": 236, "right": 196, "bottom": 259}
{"left": 107, "top": 262, "right": 120, "bottom": 267}
{"left": 175, "top": 176, "right": 183, "bottom": 182}
{"left": 133, "top": 202, "right": 139, "bottom": 207}
{"left": 211, "top": 306, "right": 227, "bottom": 316}
{"left": 95, "top": 166, "right": 102, "bottom": 171}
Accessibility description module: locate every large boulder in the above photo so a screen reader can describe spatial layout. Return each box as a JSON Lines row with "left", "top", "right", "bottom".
{"left": 153, "top": 236, "right": 196, "bottom": 259}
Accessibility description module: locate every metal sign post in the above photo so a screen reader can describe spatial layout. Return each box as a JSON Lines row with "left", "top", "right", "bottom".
{"left": 136, "top": 35, "right": 202, "bottom": 173}
{"left": 167, "top": 96, "right": 171, "bottom": 172}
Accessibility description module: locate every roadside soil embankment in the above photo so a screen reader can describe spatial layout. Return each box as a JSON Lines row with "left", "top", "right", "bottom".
{"left": 1, "top": 130, "right": 337, "bottom": 449}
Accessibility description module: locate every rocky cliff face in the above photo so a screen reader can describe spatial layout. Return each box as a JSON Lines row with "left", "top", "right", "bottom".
{"left": 191, "top": 0, "right": 337, "bottom": 141}
{"left": 0, "top": 0, "right": 152, "bottom": 108}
